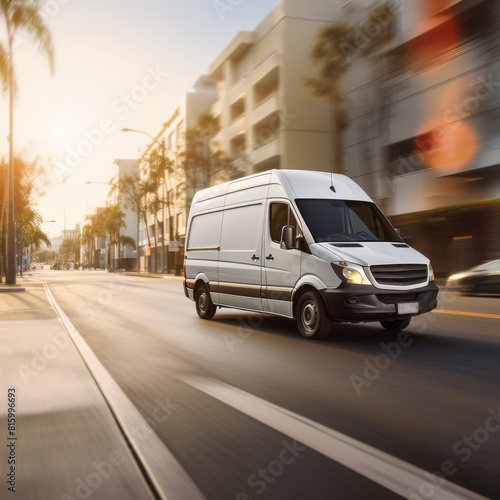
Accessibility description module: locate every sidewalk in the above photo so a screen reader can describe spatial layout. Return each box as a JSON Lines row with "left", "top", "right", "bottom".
{"left": 0, "top": 279, "right": 155, "bottom": 500}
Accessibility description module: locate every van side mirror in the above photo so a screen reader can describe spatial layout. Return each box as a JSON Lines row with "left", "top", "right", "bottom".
{"left": 280, "top": 225, "right": 296, "bottom": 250}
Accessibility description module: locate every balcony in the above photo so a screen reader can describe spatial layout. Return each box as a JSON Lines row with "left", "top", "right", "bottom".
{"left": 229, "top": 115, "right": 246, "bottom": 138}
{"left": 212, "top": 98, "right": 223, "bottom": 118}
{"left": 252, "top": 137, "right": 280, "bottom": 166}
{"left": 251, "top": 92, "right": 280, "bottom": 125}
{"left": 253, "top": 67, "right": 279, "bottom": 108}
{"left": 230, "top": 133, "right": 246, "bottom": 158}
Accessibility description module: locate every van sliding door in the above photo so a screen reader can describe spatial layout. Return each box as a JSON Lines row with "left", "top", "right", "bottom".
{"left": 218, "top": 203, "right": 265, "bottom": 311}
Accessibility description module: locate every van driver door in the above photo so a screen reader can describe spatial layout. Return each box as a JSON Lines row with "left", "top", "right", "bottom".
{"left": 262, "top": 201, "right": 302, "bottom": 317}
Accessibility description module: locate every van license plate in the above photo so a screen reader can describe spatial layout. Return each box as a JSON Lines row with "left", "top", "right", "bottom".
{"left": 397, "top": 302, "right": 419, "bottom": 314}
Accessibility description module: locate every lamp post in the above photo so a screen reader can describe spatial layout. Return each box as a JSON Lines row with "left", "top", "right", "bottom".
{"left": 121, "top": 127, "right": 168, "bottom": 274}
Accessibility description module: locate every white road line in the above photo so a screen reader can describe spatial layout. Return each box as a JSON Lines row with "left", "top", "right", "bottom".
{"left": 182, "top": 376, "right": 491, "bottom": 500}
{"left": 43, "top": 283, "right": 206, "bottom": 500}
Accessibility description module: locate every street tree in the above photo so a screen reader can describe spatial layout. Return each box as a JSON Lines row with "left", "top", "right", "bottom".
{"left": 304, "top": 2, "right": 396, "bottom": 175}
{"left": 143, "top": 142, "right": 174, "bottom": 272}
{"left": 104, "top": 203, "right": 136, "bottom": 269}
{"left": 0, "top": 0, "right": 54, "bottom": 284}
{"left": 0, "top": 154, "right": 50, "bottom": 281}
{"left": 114, "top": 171, "right": 150, "bottom": 271}
{"left": 179, "top": 112, "right": 229, "bottom": 204}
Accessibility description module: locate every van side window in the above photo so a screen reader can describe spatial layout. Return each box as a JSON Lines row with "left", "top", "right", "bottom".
{"left": 270, "top": 203, "right": 297, "bottom": 243}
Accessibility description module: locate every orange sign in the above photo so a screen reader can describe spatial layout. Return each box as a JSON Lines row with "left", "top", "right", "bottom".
{"left": 145, "top": 246, "right": 151, "bottom": 257}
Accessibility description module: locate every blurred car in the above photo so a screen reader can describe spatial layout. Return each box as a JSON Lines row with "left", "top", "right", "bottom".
{"left": 447, "top": 260, "right": 500, "bottom": 295}
{"left": 51, "top": 262, "right": 63, "bottom": 270}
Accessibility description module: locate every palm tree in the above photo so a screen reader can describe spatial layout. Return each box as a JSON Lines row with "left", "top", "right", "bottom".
{"left": 304, "top": 3, "right": 395, "bottom": 176}
{"left": 0, "top": 0, "right": 54, "bottom": 284}
{"left": 305, "top": 23, "right": 352, "bottom": 176}
{"left": 104, "top": 204, "right": 136, "bottom": 270}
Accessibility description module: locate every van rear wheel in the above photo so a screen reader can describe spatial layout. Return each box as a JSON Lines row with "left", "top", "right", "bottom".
{"left": 380, "top": 318, "right": 411, "bottom": 331}
{"left": 195, "top": 284, "right": 216, "bottom": 320}
{"left": 297, "top": 291, "right": 331, "bottom": 339}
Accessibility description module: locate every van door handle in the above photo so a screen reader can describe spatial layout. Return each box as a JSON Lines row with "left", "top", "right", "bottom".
{"left": 266, "top": 254, "right": 274, "bottom": 261}
{"left": 251, "top": 254, "right": 260, "bottom": 261}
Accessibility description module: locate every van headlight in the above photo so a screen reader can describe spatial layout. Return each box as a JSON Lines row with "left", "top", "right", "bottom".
{"left": 331, "top": 261, "right": 372, "bottom": 285}
{"left": 429, "top": 263, "right": 435, "bottom": 281}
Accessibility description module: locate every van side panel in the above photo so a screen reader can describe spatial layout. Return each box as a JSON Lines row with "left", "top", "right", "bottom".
{"left": 217, "top": 203, "right": 265, "bottom": 311}
{"left": 186, "top": 211, "right": 223, "bottom": 302}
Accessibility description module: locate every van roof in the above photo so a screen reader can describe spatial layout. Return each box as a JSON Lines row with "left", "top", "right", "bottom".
{"left": 192, "top": 169, "right": 372, "bottom": 206}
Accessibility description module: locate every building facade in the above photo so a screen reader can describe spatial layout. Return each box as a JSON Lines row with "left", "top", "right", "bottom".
{"left": 342, "top": 0, "right": 500, "bottom": 275}
{"left": 112, "top": 159, "right": 140, "bottom": 271}
{"left": 139, "top": 75, "right": 218, "bottom": 273}
{"left": 209, "top": 0, "right": 343, "bottom": 175}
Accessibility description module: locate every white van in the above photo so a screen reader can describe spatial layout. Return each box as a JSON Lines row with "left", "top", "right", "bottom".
{"left": 184, "top": 170, "right": 438, "bottom": 339}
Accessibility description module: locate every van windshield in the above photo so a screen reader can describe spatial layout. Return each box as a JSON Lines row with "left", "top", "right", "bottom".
{"left": 295, "top": 199, "right": 401, "bottom": 243}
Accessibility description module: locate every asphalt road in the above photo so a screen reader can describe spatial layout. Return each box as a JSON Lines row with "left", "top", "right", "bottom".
{"left": 34, "top": 271, "right": 500, "bottom": 499}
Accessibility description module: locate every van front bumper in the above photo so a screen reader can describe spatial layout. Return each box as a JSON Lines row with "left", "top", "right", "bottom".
{"left": 319, "top": 281, "right": 439, "bottom": 322}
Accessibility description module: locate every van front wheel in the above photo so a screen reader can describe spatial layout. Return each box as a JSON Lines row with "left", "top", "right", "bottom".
{"left": 195, "top": 284, "right": 216, "bottom": 320}
{"left": 297, "top": 291, "right": 331, "bottom": 339}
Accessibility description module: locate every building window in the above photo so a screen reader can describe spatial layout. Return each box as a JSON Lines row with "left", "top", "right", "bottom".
{"left": 253, "top": 112, "right": 281, "bottom": 149}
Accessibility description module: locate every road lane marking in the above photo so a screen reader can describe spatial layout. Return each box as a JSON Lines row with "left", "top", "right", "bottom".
{"left": 435, "top": 309, "right": 500, "bottom": 320}
{"left": 182, "top": 376, "right": 490, "bottom": 500}
{"left": 43, "top": 283, "right": 206, "bottom": 500}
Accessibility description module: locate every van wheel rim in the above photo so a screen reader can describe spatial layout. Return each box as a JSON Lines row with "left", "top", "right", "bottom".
{"left": 302, "top": 301, "right": 318, "bottom": 333}
{"left": 199, "top": 293, "right": 207, "bottom": 312}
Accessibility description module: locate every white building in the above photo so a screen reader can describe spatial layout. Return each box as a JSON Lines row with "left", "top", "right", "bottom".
{"left": 209, "top": 0, "right": 343, "bottom": 175}
{"left": 139, "top": 75, "right": 218, "bottom": 273}
{"left": 342, "top": 0, "right": 500, "bottom": 274}
{"left": 112, "top": 159, "right": 140, "bottom": 270}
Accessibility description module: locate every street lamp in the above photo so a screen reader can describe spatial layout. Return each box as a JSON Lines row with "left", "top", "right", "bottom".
{"left": 121, "top": 127, "right": 169, "bottom": 274}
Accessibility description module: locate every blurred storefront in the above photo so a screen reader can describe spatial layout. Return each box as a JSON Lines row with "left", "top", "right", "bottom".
{"left": 391, "top": 199, "right": 500, "bottom": 277}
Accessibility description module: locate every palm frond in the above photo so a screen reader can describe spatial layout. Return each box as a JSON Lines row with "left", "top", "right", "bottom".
{"left": 12, "top": 2, "right": 54, "bottom": 74}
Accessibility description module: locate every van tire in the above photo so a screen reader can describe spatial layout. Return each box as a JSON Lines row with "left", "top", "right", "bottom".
{"left": 195, "top": 284, "right": 216, "bottom": 320}
{"left": 296, "top": 291, "right": 331, "bottom": 339}
{"left": 380, "top": 318, "right": 411, "bottom": 331}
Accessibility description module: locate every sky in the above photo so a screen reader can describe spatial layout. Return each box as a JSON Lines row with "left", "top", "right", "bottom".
{"left": 0, "top": 0, "right": 280, "bottom": 238}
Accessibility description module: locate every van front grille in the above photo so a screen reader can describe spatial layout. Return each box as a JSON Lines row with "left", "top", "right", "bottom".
{"left": 378, "top": 293, "right": 419, "bottom": 304}
{"left": 370, "top": 264, "right": 428, "bottom": 286}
